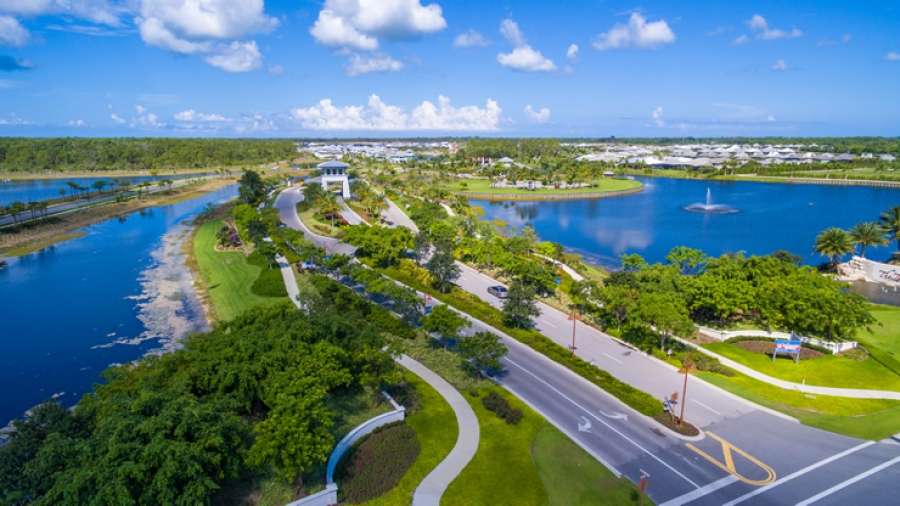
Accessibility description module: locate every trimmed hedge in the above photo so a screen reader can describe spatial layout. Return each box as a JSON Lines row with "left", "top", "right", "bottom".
{"left": 336, "top": 423, "right": 420, "bottom": 504}
{"left": 482, "top": 391, "right": 523, "bottom": 424}
{"left": 248, "top": 252, "right": 289, "bottom": 297}
{"left": 383, "top": 266, "right": 665, "bottom": 417}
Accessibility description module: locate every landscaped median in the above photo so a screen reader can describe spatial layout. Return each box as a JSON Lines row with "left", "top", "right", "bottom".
{"left": 382, "top": 265, "right": 665, "bottom": 419}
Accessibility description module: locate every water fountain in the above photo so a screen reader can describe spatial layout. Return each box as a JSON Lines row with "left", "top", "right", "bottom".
{"left": 684, "top": 188, "right": 738, "bottom": 214}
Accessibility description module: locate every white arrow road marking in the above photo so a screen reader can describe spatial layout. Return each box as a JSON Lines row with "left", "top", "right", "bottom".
{"left": 578, "top": 416, "right": 592, "bottom": 433}
{"left": 504, "top": 357, "right": 701, "bottom": 489}
{"left": 598, "top": 409, "right": 628, "bottom": 421}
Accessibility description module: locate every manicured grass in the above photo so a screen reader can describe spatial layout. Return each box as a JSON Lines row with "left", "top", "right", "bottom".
{"left": 298, "top": 206, "right": 344, "bottom": 237}
{"left": 696, "top": 370, "right": 900, "bottom": 440}
{"left": 361, "top": 372, "right": 457, "bottom": 506}
{"left": 533, "top": 427, "right": 641, "bottom": 506}
{"left": 702, "top": 341, "right": 900, "bottom": 391}
{"left": 191, "top": 218, "right": 286, "bottom": 321}
{"left": 858, "top": 304, "right": 900, "bottom": 360}
{"left": 447, "top": 178, "right": 642, "bottom": 196}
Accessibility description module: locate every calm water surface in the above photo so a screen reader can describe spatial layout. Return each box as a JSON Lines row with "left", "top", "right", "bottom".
{"left": 0, "top": 185, "right": 235, "bottom": 426}
{"left": 0, "top": 173, "right": 214, "bottom": 205}
{"left": 472, "top": 177, "right": 900, "bottom": 268}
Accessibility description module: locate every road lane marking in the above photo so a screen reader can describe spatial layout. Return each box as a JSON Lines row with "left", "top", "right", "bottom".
{"left": 721, "top": 441, "right": 876, "bottom": 505}
{"left": 686, "top": 432, "right": 775, "bottom": 486}
{"left": 540, "top": 319, "right": 559, "bottom": 329}
{"left": 603, "top": 352, "right": 623, "bottom": 364}
{"left": 795, "top": 455, "right": 900, "bottom": 506}
{"left": 692, "top": 400, "right": 722, "bottom": 416}
{"left": 503, "top": 357, "right": 702, "bottom": 489}
{"left": 659, "top": 475, "right": 739, "bottom": 506}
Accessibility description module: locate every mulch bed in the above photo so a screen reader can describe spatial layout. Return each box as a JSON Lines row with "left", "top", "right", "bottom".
{"left": 652, "top": 413, "right": 701, "bottom": 437}
{"left": 734, "top": 340, "right": 823, "bottom": 360}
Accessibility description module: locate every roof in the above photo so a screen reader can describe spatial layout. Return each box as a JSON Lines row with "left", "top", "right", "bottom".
{"left": 318, "top": 160, "right": 349, "bottom": 169}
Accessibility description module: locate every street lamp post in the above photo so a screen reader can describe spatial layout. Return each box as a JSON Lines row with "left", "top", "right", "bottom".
{"left": 677, "top": 359, "right": 695, "bottom": 427}
{"left": 568, "top": 307, "right": 580, "bottom": 353}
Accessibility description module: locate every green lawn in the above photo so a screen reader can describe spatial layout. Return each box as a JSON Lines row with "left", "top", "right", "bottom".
{"left": 858, "top": 304, "right": 900, "bottom": 361}
{"left": 361, "top": 372, "right": 457, "bottom": 506}
{"left": 696, "top": 370, "right": 900, "bottom": 440}
{"left": 447, "top": 178, "right": 642, "bottom": 196}
{"left": 702, "top": 341, "right": 900, "bottom": 391}
{"left": 533, "top": 427, "right": 641, "bottom": 506}
{"left": 191, "top": 219, "right": 287, "bottom": 322}
{"left": 298, "top": 206, "right": 345, "bottom": 238}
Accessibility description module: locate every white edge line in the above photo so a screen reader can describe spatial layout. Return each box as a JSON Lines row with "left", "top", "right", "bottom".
{"left": 722, "top": 441, "right": 877, "bottom": 506}
{"left": 504, "top": 356, "right": 702, "bottom": 489}
{"left": 659, "top": 475, "right": 739, "bottom": 506}
{"left": 795, "top": 455, "right": 900, "bottom": 506}
{"left": 603, "top": 352, "right": 624, "bottom": 365}
{"left": 692, "top": 400, "right": 722, "bottom": 416}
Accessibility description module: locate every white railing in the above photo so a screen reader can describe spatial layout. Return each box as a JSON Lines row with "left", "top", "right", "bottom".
{"left": 697, "top": 327, "right": 858, "bottom": 355}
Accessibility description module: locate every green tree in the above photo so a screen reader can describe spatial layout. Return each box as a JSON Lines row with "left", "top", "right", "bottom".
{"left": 849, "top": 222, "right": 888, "bottom": 258}
{"left": 666, "top": 246, "right": 708, "bottom": 275}
{"left": 458, "top": 331, "right": 507, "bottom": 375}
{"left": 425, "top": 246, "right": 460, "bottom": 293}
{"left": 344, "top": 225, "right": 413, "bottom": 268}
{"left": 635, "top": 292, "right": 694, "bottom": 350}
{"left": 620, "top": 253, "right": 648, "bottom": 272}
{"left": 815, "top": 227, "right": 854, "bottom": 268}
{"left": 238, "top": 170, "right": 267, "bottom": 205}
{"left": 502, "top": 280, "right": 540, "bottom": 329}
{"left": 421, "top": 305, "right": 468, "bottom": 341}
{"left": 880, "top": 206, "right": 900, "bottom": 258}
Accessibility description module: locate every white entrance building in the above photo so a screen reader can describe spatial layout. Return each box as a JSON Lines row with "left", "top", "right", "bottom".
{"left": 318, "top": 160, "right": 351, "bottom": 199}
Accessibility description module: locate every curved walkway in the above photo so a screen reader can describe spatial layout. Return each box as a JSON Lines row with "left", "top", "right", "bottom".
{"left": 397, "top": 354, "right": 479, "bottom": 506}
{"left": 673, "top": 336, "right": 900, "bottom": 400}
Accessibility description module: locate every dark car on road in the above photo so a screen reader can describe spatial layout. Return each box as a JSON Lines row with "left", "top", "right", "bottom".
{"left": 487, "top": 285, "right": 509, "bottom": 299}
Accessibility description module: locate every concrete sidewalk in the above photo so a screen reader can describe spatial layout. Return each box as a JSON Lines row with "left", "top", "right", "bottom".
{"left": 398, "top": 354, "right": 479, "bottom": 506}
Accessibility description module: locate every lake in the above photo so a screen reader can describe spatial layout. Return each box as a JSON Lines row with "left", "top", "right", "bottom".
{"left": 0, "top": 185, "right": 236, "bottom": 427}
{"left": 0, "top": 173, "right": 214, "bottom": 205}
{"left": 471, "top": 177, "right": 900, "bottom": 268}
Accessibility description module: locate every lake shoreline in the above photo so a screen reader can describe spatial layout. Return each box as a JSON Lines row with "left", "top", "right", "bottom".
{"left": 0, "top": 178, "right": 235, "bottom": 257}
{"left": 622, "top": 171, "right": 900, "bottom": 188}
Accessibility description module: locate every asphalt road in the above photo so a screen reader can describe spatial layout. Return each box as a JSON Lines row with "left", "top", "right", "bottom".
{"left": 276, "top": 185, "right": 900, "bottom": 505}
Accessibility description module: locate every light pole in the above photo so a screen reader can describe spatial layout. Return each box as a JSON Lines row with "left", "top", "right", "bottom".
{"left": 568, "top": 307, "right": 580, "bottom": 353}
{"left": 677, "top": 359, "right": 695, "bottom": 427}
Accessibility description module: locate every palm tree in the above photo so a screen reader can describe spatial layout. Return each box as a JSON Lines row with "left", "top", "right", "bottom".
{"left": 319, "top": 194, "right": 340, "bottom": 228}
{"left": 880, "top": 206, "right": 900, "bottom": 259}
{"left": 815, "top": 228, "right": 854, "bottom": 269}
{"left": 849, "top": 222, "right": 888, "bottom": 258}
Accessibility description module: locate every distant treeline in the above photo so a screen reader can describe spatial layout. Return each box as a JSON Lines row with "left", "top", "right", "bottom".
{"left": 0, "top": 138, "right": 298, "bottom": 172}
{"left": 460, "top": 139, "right": 561, "bottom": 159}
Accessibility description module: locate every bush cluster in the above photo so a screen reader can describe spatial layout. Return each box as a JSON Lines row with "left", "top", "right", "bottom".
{"left": 677, "top": 351, "right": 735, "bottom": 376}
{"left": 481, "top": 391, "right": 523, "bottom": 425}
{"left": 337, "top": 423, "right": 420, "bottom": 503}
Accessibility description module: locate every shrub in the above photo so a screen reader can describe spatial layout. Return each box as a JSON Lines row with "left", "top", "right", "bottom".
{"left": 677, "top": 351, "right": 734, "bottom": 376}
{"left": 337, "top": 423, "right": 420, "bottom": 503}
{"left": 481, "top": 391, "right": 523, "bottom": 425}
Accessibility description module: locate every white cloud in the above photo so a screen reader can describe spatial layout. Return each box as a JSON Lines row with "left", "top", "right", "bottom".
{"left": 110, "top": 112, "right": 125, "bottom": 124}
{"left": 0, "top": 0, "right": 124, "bottom": 26}
{"left": 267, "top": 63, "right": 284, "bottom": 76}
{"left": 205, "top": 40, "right": 262, "bottom": 73}
{"left": 67, "top": 119, "right": 86, "bottom": 127}
{"left": 732, "top": 34, "right": 749, "bottom": 45}
{"left": 454, "top": 29, "right": 488, "bottom": 48}
{"left": 132, "top": 104, "right": 164, "bottom": 128}
{"left": 771, "top": 58, "right": 788, "bottom": 71}
{"left": 496, "top": 19, "right": 555, "bottom": 72}
{"left": 524, "top": 105, "right": 550, "bottom": 123}
{"left": 497, "top": 46, "right": 556, "bottom": 72}
{"left": 0, "top": 15, "right": 28, "bottom": 46}
{"left": 566, "top": 43, "right": 578, "bottom": 60}
{"left": 651, "top": 106, "right": 664, "bottom": 127}
{"left": 500, "top": 18, "right": 525, "bottom": 47}
{"left": 310, "top": 0, "right": 446, "bottom": 51}
{"left": 134, "top": 0, "right": 274, "bottom": 72}
{"left": 886, "top": 52, "right": 900, "bottom": 62}
{"left": 174, "top": 109, "right": 228, "bottom": 122}
{"left": 593, "top": 13, "right": 675, "bottom": 50}
{"left": 345, "top": 53, "right": 403, "bottom": 76}
{"left": 291, "top": 94, "right": 501, "bottom": 131}
{"left": 746, "top": 14, "right": 802, "bottom": 41}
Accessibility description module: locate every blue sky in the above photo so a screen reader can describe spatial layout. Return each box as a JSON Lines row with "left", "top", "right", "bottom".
{"left": 0, "top": 0, "right": 898, "bottom": 137}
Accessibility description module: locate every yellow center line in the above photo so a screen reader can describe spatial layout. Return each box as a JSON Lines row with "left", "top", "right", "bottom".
{"left": 686, "top": 431, "right": 776, "bottom": 486}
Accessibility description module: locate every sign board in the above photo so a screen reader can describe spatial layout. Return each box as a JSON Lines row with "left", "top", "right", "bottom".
{"left": 773, "top": 339, "right": 802, "bottom": 363}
